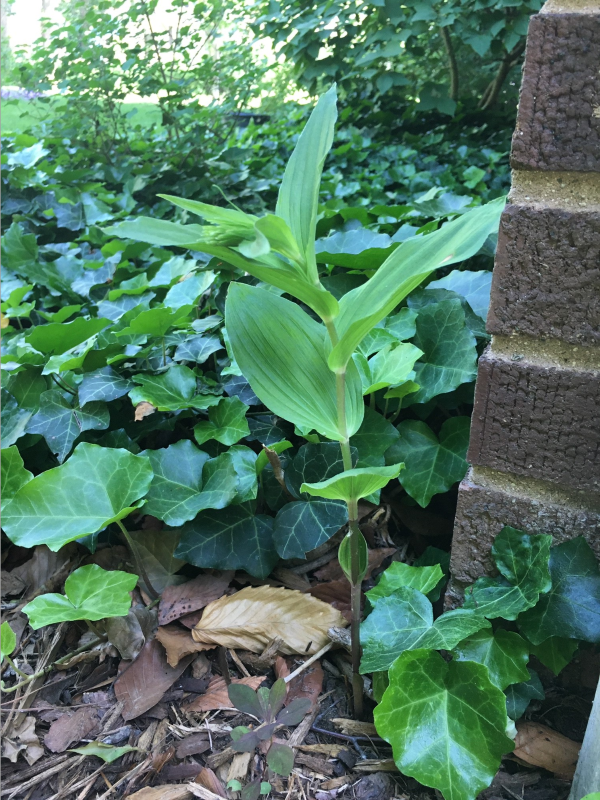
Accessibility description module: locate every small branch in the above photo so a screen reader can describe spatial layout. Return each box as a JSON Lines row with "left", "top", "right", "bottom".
{"left": 479, "top": 38, "right": 526, "bottom": 110}
{"left": 439, "top": 26, "right": 459, "bottom": 101}
{"left": 51, "top": 374, "right": 77, "bottom": 396}
{"left": 284, "top": 642, "right": 333, "bottom": 684}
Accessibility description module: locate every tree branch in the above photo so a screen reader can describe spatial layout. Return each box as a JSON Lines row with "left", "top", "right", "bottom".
{"left": 439, "top": 26, "right": 459, "bottom": 101}
{"left": 479, "top": 38, "right": 526, "bottom": 110}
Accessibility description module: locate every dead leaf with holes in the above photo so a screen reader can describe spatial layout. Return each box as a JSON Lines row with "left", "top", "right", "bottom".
{"left": 156, "top": 625, "right": 213, "bottom": 667}
{"left": 186, "top": 675, "right": 266, "bottom": 713}
{"left": 192, "top": 586, "right": 346, "bottom": 655}
{"left": 159, "top": 572, "right": 233, "bottom": 626}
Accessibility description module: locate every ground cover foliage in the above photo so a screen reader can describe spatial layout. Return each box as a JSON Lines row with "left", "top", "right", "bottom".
{"left": 2, "top": 3, "right": 598, "bottom": 799}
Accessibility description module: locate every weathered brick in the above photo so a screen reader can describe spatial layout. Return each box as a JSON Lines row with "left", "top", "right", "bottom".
{"left": 449, "top": 468, "right": 600, "bottom": 588}
{"left": 511, "top": 13, "right": 600, "bottom": 172}
{"left": 468, "top": 350, "right": 600, "bottom": 491}
{"left": 487, "top": 204, "right": 600, "bottom": 346}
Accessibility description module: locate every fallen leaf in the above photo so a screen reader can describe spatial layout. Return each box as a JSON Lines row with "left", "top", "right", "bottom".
{"left": 176, "top": 732, "right": 211, "bottom": 759}
{"left": 129, "top": 530, "right": 186, "bottom": 594}
{"left": 128, "top": 786, "right": 195, "bottom": 800}
{"left": 156, "top": 625, "right": 213, "bottom": 668}
{"left": 114, "top": 639, "right": 194, "bottom": 721}
{"left": 309, "top": 579, "right": 352, "bottom": 621}
{"left": 178, "top": 611, "right": 204, "bottom": 629}
{"left": 159, "top": 572, "right": 233, "bottom": 626}
{"left": 9, "top": 544, "right": 77, "bottom": 599}
{"left": 193, "top": 766, "right": 227, "bottom": 797}
{"left": 314, "top": 548, "right": 396, "bottom": 582}
{"left": 275, "top": 656, "right": 324, "bottom": 710}
{"left": 192, "top": 586, "right": 346, "bottom": 655}
{"left": 135, "top": 401, "right": 157, "bottom": 421}
{"left": 513, "top": 721, "right": 580, "bottom": 779}
{"left": 44, "top": 707, "right": 101, "bottom": 753}
{"left": 186, "top": 675, "right": 266, "bottom": 712}
{"left": 69, "top": 741, "right": 140, "bottom": 762}
{"left": 106, "top": 610, "right": 148, "bottom": 660}
{"left": 1, "top": 569, "right": 26, "bottom": 597}
{"left": 2, "top": 715, "right": 44, "bottom": 765}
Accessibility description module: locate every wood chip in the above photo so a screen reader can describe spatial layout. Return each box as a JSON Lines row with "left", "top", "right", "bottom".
{"left": 128, "top": 786, "right": 194, "bottom": 800}
{"left": 332, "top": 718, "right": 378, "bottom": 737}
{"left": 176, "top": 732, "right": 211, "bottom": 759}
{"left": 296, "top": 743, "right": 345, "bottom": 757}
{"left": 227, "top": 752, "right": 252, "bottom": 783}
{"left": 513, "top": 721, "right": 580, "bottom": 779}
{"left": 353, "top": 759, "right": 398, "bottom": 772}
{"left": 295, "top": 751, "right": 336, "bottom": 777}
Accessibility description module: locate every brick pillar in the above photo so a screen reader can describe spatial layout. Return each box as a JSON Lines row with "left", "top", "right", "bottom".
{"left": 449, "top": 0, "right": 600, "bottom": 600}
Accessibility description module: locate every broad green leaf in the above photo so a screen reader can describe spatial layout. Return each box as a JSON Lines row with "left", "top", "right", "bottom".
{"left": 1, "top": 445, "right": 33, "bottom": 512}
{"left": 366, "top": 562, "right": 444, "bottom": 603}
{"left": 176, "top": 503, "right": 277, "bottom": 579}
{"left": 1, "top": 222, "right": 38, "bottom": 271}
{"left": 116, "top": 306, "right": 193, "bottom": 339}
{"left": 360, "top": 586, "right": 489, "bottom": 672}
{"left": 128, "top": 530, "right": 186, "bottom": 594}
{"left": 149, "top": 255, "right": 198, "bottom": 287}
{"left": 518, "top": 537, "right": 600, "bottom": 645}
{"left": 255, "top": 213, "right": 305, "bottom": 266}
{"left": 463, "top": 528, "right": 552, "bottom": 621}
{"left": 329, "top": 199, "right": 505, "bottom": 370}
{"left": 107, "top": 217, "right": 207, "bottom": 247}
{"left": 129, "top": 365, "right": 220, "bottom": 412}
{"left": 375, "top": 649, "right": 514, "bottom": 800}
{"left": 107, "top": 273, "right": 150, "bottom": 300}
{"left": 413, "top": 547, "right": 451, "bottom": 602}
{"left": 286, "top": 442, "right": 357, "bottom": 498}
{"left": 350, "top": 407, "right": 399, "bottom": 467}
{"left": 427, "top": 269, "right": 493, "bottom": 321}
{"left": 357, "top": 327, "right": 400, "bottom": 357}
{"left": 301, "top": 464, "right": 403, "bottom": 503}
{"left": 385, "top": 417, "right": 470, "bottom": 507}
{"left": 505, "top": 668, "right": 544, "bottom": 720}
{"left": 174, "top": 334, "right": 223, "bottom": 364}
{"left": 143, "top": 440, "right": 236, "bottom": 526}
{"left": 25, "top": 317, "right": 111, "bottom": 355}
{"left": 453, "top": 629, "right": 530, "bottom": 690}
{"left": 1, "top": 622, "right": 16, "bottom": 663}
{"left": 266, "top": 742, "right": 294, "bottom": 777}
{"left": 6, "top": 367, "right": 48, "bottom": 411}
{"left": 27, "top": 390, "right": 109, "bottom": 462}
{"left": 1, "top": 389, "right": 33, "bottom": 448}
{"left": 226, "top": 284, "right": 363, "bottom": 441}
{"left": 355, "top": 343, "right": 423, "bottom": 395}
{"left": 276, "top": 85, "right": 337, "bottom": 281}
{"left": 273, "top": 500, "right": 348, "bottom": 559}
{"left": 229, "top": 445, "right": 259, "bottom": 503}
{"left": 528, "top": 637, "right": 579, "bottom": 675}
{"left": 194, "top": 397, "right": 250, "bottom": 446}
{"left": 78, "top": 367, "right": 134, "bottom": 405}
{"left": 2, "top": 443, "right": 154, "bottom": 550}
{"left": 385, "top": 308, "right": 418, "bottom": 341}
{"left": 315, "top": 227, "right": 396, "bottom": 269}
{"left": 580, "top": 794, "right": 600, "bottom": 800}
{"left": 69, "top": 742, "right": 140, "bottom": 763}
{"left": 164, "top": 271, "right": 216, "bottom": 310}
{"left": 407, "top": 299, "right": 478, "bottom": 404}
{"left": 23, "top": 564, "right": 137, "bottom": 628}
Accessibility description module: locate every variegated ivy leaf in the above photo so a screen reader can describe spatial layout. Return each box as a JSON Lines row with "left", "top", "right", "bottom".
{"left": 505, "top": 668, "right": 544, "bottom": 720}
{"left": 366, "top": 562, "right": 445, "bottom": 604}
{"left": 129, "top": 364, "right": 221, "bottom": 411}
{"left": 273, "top": 499, "right": 347, "bottom": 559}
{"left": 1, "top": 445, "right": 33, "bottom": 512}
{"left": 285, "top": 442, "right": 357, "bottom": 498}
{"left": 78, "top": 366, "right": 134, "bottom": 404}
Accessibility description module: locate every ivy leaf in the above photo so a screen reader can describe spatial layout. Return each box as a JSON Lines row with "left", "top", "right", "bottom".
{"left": 528, "top": 637, "right": 579, "bottom": 676}
{"left": 23, "top": 564, "right": 137, "bottom": 629}
{"left": 366, "top": 562, "right": 444, "bottom": 604}
{"left": 301, "top": 464, "right": 403, "bottom": 503}
{"left": 374, "top": 649, "right": 514, "bottom": 800}
{"left": 1, "top": 621, "right": 16, "bottom": 663}
{"left": 116, "top": 306, "right": 193, "bottom": 338}
{"left": 517, "top": 537, "right": 600, "bottom": 645}
{"left": 78, "top": 367, "right": 134, "bottom": 404}
{"left": 164, "top": 271, "right": 216, "bottom": 310}
{"left": 2, "top": 443, "right": 154, "bottom": 550}
{"left": 27, "top": 390, "right": 110, "bottom": 462}
{"left": 385, "top": 308, "right": 418, "bottom": 341}
{"left": 316, "top": 228, "right": 396, "bottom": 269}
{"left": 463, "top": 528, "right": 552, "bottom": 621}
{"left": 194, "top": 397, "right": 250, "bottom": 446}
{"left": 1, "top": 445, "right": 33, "bottom": 512}
{"left": 130, "top": 365, "right": 221, "bottom": 411}
{"left": 1, "top": 389, "right": 33, "bottom": 448}
{"left": 229, "top": 445, "right": 259, "bottom": 503}
{"left": 286, "top": 442, "right": 356, "bottom": 499}
{"left": 25, "top": 317, "right": 111, "bottom": 355}
{"left": 360, "top": 587, "right": 489, "bottom": 672}
{"left": 174, "top": 334, "right": 223, "bottom": 364}
{"left": 148, "top": 255, "right": 198, "bottom": 287}
{"left": 107, "top": 273, "right": 150, "bottom": 300}
{"left": 128, "top": 530, "right": 186, "bottom": 594}
{"left": 273, "top": 500, "right": 348, "bottom": 559}
{"left": 350, "top": 407, "right": 399, "bottom": 467}
{"left": 408, "top": 299, "right": 478, "bottom": 404}
{"left": 427, "top": 269, "right": 493, "bottom": 321}
{"left": 505, "top": 668, "right": 544, "bottom": 720}
{"left": 176, "top": 503, "right": 277, "bottom": 579}
{"left": 143, "top": 440, "right": 237, "bottom": 526}
{"left": 5, "top": 367, "right": 48, "bottom": 411}
{"left": 452, "top": 629, "right": 530, "bottom": 690}
{"left": 69, "top": 742, "right": 140, "bottom": 763}
{"left": 385, "top": 417, "right": 470, "bottom": 507}
{"left": 247, "top": 414, "right": 291, "bottom": 446}
{"left": 355, "top": 343, "right": 423, "bottom": 395}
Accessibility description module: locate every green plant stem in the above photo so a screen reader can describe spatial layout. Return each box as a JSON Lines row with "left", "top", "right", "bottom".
{"left": 4, "top": 656, "right": 29, "bottom": 679}
{"left": 115, "top": 519, "right": 159, "bottom": 601}
{"left": 326, "top": 319, "right": 364, "bottom": 718}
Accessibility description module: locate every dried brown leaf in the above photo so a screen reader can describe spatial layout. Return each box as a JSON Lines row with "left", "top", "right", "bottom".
{"left": 513, "top": 721, "right": 580, "bottom": 779}
{"left": 192, "top": 586, "right": 346, "bottom": 655}
{"left": 186, "top": 675, "right": 266, "bottom": 712}
{"left": 176, "top": 733, "right": 211, "bottom": 759}
{"left": 159, "top": 572, "right": 233, "bottom": 626}
{"left": 2, "top": 715, "right": 44, "bottom": 765}
{"left": 156, "top": 625, "right": 213, "bottom": 668}
{"left": 135, "top": 401, "right": 157, "bottom": 421}
{"left": 105, "top": 610, "right": 147, "bottom": 661}
{"left": 128, "top": 786, "right": 195, "bottom": 800}
{"left": 9, "top": 544, "right": 77, "bottom": 599}
{"left": 275, "top": 656, "right": 323, "bottom": 710}
{"left": 114, "top": 639, "right": 194, "bottom": 721}
{"left": 44, "top": 707, "right": 101, "bottom": 753}
{"left": 309, "top": 579, "right": 352, "bottom": 621}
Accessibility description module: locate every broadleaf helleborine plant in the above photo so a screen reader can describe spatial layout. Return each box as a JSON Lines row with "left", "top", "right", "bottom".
{"left": 109, "top": 85, "right": 505, "bottom": 714}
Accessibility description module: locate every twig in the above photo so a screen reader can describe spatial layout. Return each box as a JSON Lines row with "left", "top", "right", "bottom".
{"left": 1, "top": 756, "right": 85, "bottom": 798}
{"left": 93, "top": 759, "right": 148, "bottom": 800}
{"left": 439, "top": 25, "right": 459, "bottom": 100}
{"left": 229, "top": 649, "right": 251, "bottom": 677}
{"left": 284, "top": 642, "right": 333, "bottom": 684}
